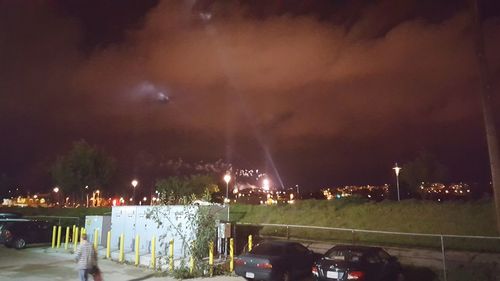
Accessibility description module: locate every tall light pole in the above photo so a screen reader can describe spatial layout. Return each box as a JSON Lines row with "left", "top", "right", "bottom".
{"left": 223, "top": 174, "right": 231, "bottom": 221}
{"left": 393, "top": 163, "right": 402, "bottom": 201}
{"left": 131, "top": 179, "right": 138, "bottom": 205}
{"left": 53, "top": 187, "right": 59, "bottom": 206}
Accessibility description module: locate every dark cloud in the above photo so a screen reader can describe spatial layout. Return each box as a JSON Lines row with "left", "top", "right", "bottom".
{"left": 1, "top": 0, "right": 499, "bottom": 191}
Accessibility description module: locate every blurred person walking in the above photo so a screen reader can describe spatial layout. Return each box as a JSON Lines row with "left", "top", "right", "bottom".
{"left": 75, "top": 233, "right": 101, "bottom": 281}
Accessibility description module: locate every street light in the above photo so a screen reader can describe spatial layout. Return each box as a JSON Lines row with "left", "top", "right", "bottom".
{"left": 393, "top": 163, "right": 402, "bottom": 201}
{"left": 131, "top": 179, "right": 138, "bottom": 205}
{"left": 53, "top": 187, "right": 59, "bottom": 206}
{"left": 223, "top": 173, "right": 231, "bottom": 221}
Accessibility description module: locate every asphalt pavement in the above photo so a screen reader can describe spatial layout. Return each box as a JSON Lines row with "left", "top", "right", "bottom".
{"left": 0, "top": 244, "right": 245, "bottom": 281}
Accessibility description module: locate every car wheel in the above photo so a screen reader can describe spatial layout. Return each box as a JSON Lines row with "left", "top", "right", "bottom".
{"left": 14, "top": 238, "right": 26, "bottom": 249}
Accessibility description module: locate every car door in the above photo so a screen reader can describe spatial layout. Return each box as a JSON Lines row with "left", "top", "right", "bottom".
{"left": 287, "top": 243, "right": 313, "bottom": 277}
{"left": 376, "top": 250, "right": 400, "bottom": 280}
{"left": 364, "top": 252, "right": 386, "bottom": 281}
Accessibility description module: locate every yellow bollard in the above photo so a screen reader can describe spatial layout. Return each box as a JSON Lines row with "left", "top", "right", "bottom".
{"left": 151, "top": 235, "right": 156, "bottom": 270}
{"left": 190, "top": 241, "right": 195, "bottom": 274}
{"left": 106, "top": 231, "right": 111, "bottom": 259}
{"left": 119, "top": 233, "right": 124, "bottom": 263}
{"left": 209, "top": 241, "right": 214, "bottom": 276}
{"left": 135, "top": 234, "right": 140, "bottom": 266}
{"left": 72, "top": 225, "right": 76, "bottom": 242}
{"left": 80, "top": 227, "right": 85, "bottom": 241}
{"left": 56, "top": 226, "right": 62, "bottom": 248}
{"left": 169, "top": 239, "right": 174, "bottom": 271}
{"left": 94, "top": 229, "right": 99, "bottom": 249}
{"left": 65, "top": 226, "right": 70, "bottom": 250}
{"left": 51, "top": 226, "right": 57, "bottom": 248}
{"left": 230, "top": 238, "right": 234, "bottom": 272}
{"left": 73, "top": 227, "right": 79, "bottom": 252}
{"left": 248, "top": 235, "right": 253, "bottom": 251}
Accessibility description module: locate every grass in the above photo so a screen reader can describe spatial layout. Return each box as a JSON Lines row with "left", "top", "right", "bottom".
{"left": 231, "top": 199, "right": 500, "bottom": 252}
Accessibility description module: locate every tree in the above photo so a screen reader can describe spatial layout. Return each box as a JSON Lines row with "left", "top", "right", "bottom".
{"left": 51, "top": 140, "right": 115, "bottom": 201}
{"left": 155, "top": 174, "right": 220, "bottom": 204}
{"left": 400, "top": 151, "right": 449, "bottom": 197}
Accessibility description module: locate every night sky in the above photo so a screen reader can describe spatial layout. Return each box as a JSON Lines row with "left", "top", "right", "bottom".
{"left": 1, "top": 0, "right": 500, "bottom": 194}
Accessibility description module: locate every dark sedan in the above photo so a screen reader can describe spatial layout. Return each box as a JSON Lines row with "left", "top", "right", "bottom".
{"left": 313, "top": 245, "right": 404, "bottom": 281}
{"left": 235, "top": 240, "right": 316, "bottom": 281}
{"left": 0, "top": 212, "right": 23, "bottom": 219}
{"left": 1, "top": 220, "right": 54, "bottom": 249}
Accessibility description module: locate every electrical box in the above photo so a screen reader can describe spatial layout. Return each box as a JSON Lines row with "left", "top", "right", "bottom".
{"left": 84, "top": 215, "right": 111, "bottom": 247}
{"left": 110, "top": 206, "right": 136, "bottom": 251}
{"left": 111, "top": 205, "right": 225, "bottom": 258}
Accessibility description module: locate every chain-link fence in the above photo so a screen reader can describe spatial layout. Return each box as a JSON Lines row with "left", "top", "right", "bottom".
{"left": 234, "top": 222, "right": 500, "bottom": 281}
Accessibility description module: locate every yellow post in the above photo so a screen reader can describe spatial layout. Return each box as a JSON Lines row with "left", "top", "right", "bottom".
{"left": 151, "top": 235, "right": 156, "bottom": 270}
{"left": 248, "top": 235, "right": 253, "bottom": 251}
{"left": 209, "top": 241, "right": 214, "bottom": 276}
{"left": 119, "top": 233, "right": 124, "bottom": 263}
{"left": 80, "top": 227, "right": 85, "bottom": 241}
{"left": 73, "top": 227, "right": 79, "bottom": 252}
{"left": 72, "top": 225, "right": 76, "bottom": 242}
{"left": 51, "top": 226, "right": 57, "bottom": 248}
{"left": 106, "top": 231, "right": 111, "bottom": 259}
{"left": 65, "top": 226, "right": 70, "bottom": 250}
{"left": 169, "top": 239, "right": 174, "bottom": 271}
{"left": 94, "top": 229, "right": 99, "bottom": 249}
{"left": 135, "top": 234, "right": 140, "bottom": 266}
{"left": 190, "top": 241, "right": 195, "bottom": 274}
{"left": 230, "top": 238, "right": 234, "bottom": 272}
{"left": 190, "top": 255, "right": 194, "bottom": 274}
{"left": 56, "top": 226, "right": 62, "bottom": 248}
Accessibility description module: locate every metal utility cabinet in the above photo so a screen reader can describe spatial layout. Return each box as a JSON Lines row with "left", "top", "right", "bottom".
{"left": 85, "top": 215, "right": 111, "bottom": 247}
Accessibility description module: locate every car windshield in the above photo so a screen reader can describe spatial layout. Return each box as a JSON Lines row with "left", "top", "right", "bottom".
{"left": 251, "top": 243, "right": 285, "bottom": 255}
{"left": 325, "top": 249, "right": 364, "bottom": 262}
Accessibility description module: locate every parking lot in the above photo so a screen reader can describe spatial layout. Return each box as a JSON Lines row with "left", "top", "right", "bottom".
{"left": 0, "top": 245, "right": 249, "bottom": 281}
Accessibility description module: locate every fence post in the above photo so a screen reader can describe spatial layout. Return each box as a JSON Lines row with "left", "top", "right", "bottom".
{"left": 169, "top": 239, "right": 174, "bottom": 271}
{"left": 230, "top": 238, "right": 234, "bottom": 272}
{"left": 440, "top": 235, "right": 447, "bottom": 281}
{"left": 106, "top": 231, "right": 111, "bottom": 259}
{"left": 151, "top": 235, "right": 156, "bottom": 270}
{"left": 286, "top": 225, "right": 290, "bottom": 240}
{"left": 119, "top": 233, "right": 124, "bottom": 263}
{"left": 65, "top": 226, "right": 70, "bottom": 250}
{"left": 209, "top": 241, "right": 214, "bottom": 276}
{"left": 135, "top": 234, "right": 140, "bottom": 266}
{"left": 57, "top": 226, "right": 62, "bottom": 248}
{"left": 51, "top": 226, "right": 57, "bottom": 248}
{"left": 73, "top": 227, "right": 79, "bottom": 252}
{"left": 248, "top": 235, "right": 253, "bottom": 251}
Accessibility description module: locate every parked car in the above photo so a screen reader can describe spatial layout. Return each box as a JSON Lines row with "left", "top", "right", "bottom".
{"left": 1, "top": 220, "right": 54, "bottom": 249}
{"left": 0, "top": 218, "right": 30, "bottom": 244}
{"left": 0, "top": 212, "right": 22, "bottom": 219}
{"left": 313, "top": 245, "right": 404, "bottom": 281}
{"left": 235, "top": 240, "right": 317, "bottom": 281}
